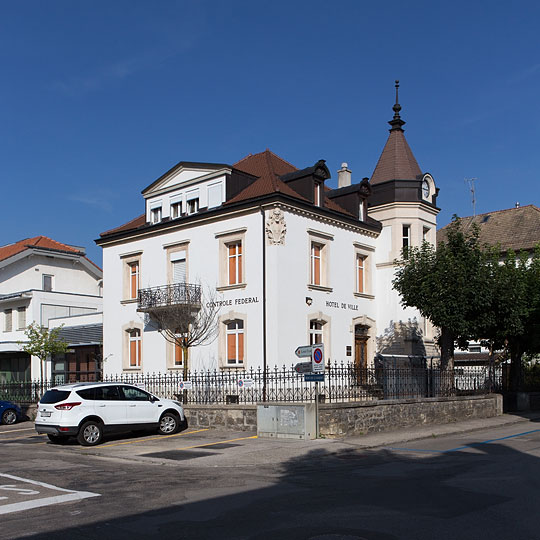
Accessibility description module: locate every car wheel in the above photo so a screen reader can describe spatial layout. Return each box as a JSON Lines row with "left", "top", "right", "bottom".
{"left": 47, "top": 434, "right": 70, "bottom": 444}
{"left": 77, "top": 420, "right": 103, "bottom": 446}
{"left": 1, "top": 409, "right": 17, "bottom": 425}
{"left": 158, "top": 412, "right": 179, "bottom": 435}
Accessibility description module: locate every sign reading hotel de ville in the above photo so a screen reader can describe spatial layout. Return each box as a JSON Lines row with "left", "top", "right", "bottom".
{"left": 326, "top": 300, "right": 359, "bottom": 311}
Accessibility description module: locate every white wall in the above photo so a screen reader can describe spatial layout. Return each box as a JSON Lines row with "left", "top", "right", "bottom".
{"left": 0, "top": 254, "right": 101, "bottom": 296}
{"left": 102, "top": 204, "right": 380, "bottom": 374}
{"left": 102, "top": 209, "right": 263, "bottom": 374}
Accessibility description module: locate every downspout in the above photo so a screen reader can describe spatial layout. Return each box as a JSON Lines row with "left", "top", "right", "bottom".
{"left": 260, "top": 206, "right": 267, "bottom": 402}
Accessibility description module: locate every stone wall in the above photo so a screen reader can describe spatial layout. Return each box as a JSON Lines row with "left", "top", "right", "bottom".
{"left": 19, "top": 395, "right": 502, "bottom": 436}
{"left": 184, "top": 404, "right": 257, "bottom": 431}
{"left": 319, "top": 394, "right": 503, "bottom": 437}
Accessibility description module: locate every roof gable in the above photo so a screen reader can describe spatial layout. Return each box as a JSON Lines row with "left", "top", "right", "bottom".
{"left": 142, "top": 161, "right": 232, "bottom": 196}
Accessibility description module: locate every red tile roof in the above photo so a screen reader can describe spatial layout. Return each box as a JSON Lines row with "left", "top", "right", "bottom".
{"left": 0, "top": 236, "right": 82, "bottom": 263}
{"left": 99, "top": 214, "right": 146, "bottom": 237}
{"left": 0, "top": 236, "right": 102, "bottom": 272}
{"left": 100, "top": 151, "right": 359, "bottom": 239}
{"left": 230, "top": 150, "right": 352, "bottom": 215}
{"left": 229, "top": 150, "right": 308, "bottom": 204}
{"left": 437, "top": 205, "right": 540, "bottom": 253}
{"left": 370, "top": 129, "right": 422, "bottom": 185}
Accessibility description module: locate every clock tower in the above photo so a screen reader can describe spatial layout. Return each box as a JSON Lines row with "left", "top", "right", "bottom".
{"left": 368, "top": 81, "right": 440, "bottom": 359}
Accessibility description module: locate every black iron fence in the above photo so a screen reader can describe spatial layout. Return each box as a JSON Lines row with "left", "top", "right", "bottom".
{"left": 0, "top": 362, "right": 502, "bottom": 405}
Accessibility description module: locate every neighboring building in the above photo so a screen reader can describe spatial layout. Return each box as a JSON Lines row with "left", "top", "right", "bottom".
{"left": 49, "top": 312, "right": 103, "bottom": 384}
{"left": 438, "top": 204, "right": 540, "bottom": 258}
{"left": 0, "top": 236, "right": 102, "bottom": 381}
{"left": 97, "top": 84, "right": 440, "bottom": 375}
{"left": 438, "top": 204, "right": 540, "bottom": 365}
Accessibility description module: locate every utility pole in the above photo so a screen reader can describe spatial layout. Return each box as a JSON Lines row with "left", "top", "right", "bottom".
{"left": 464, "top": 178, "right": 478, "bottom": 216}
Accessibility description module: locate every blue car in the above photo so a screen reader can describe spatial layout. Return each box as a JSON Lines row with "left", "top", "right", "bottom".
{"left": 0, "top": 400, "right": 22, "bottom": 425}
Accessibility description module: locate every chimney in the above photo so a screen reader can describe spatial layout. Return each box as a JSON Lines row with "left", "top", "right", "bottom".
{"left": 338, "top": 162, "right": 351, "bottom": 188}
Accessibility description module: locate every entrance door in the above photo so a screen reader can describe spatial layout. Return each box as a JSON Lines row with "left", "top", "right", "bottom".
{"left": 354, "top": 325, "right": 369, "bottom": 384}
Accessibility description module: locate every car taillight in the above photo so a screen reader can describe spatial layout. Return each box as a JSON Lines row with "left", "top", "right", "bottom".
{"left": 54, "top": 402, "right": 81, "bottom": 410}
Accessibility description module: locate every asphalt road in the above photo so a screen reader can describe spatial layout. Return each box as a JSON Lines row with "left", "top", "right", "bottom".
{"left": 1, "top": 417, "right": 539, "bottom": 540}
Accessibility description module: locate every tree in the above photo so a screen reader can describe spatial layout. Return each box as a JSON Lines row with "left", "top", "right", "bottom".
{"left": 496, "top": 246, "right": 540, "bottom": 391}
{"left": 19, "top": 323, "right": 68, "bottom": 381}
{"left": 146, "top": 285, "right": 220, "bottom": 381}
{"left": 392, "top": 217, "right": 492, "bottom": 371}
{"left": 394, "top": 216, "right": 540, "bottom": 390}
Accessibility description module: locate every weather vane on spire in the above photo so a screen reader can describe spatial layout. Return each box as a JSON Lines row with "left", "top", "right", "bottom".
{"left": 389, "top": 79, "right": 405, "bottom": 132}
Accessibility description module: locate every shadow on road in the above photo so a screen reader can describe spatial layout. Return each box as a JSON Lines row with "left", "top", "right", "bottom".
{"left": 8, "top": 432, "right": 540, "bottom": 540}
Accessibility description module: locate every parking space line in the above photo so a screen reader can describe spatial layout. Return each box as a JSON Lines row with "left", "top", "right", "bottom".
{"left": 0, "top": 434, "right": 46, "bottom": 443}
{"left": 174, "top": 435, "right": 257, "bottom": 450}
{"left": 83, "top": 428, "right": 210, "bottom": 449}
{"left": 0, "top": 428, "right": 35, "bottom": 435}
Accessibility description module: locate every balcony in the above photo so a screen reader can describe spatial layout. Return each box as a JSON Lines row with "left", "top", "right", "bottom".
{"left": 137, "top": 283, "right": 202, "bottom": 313}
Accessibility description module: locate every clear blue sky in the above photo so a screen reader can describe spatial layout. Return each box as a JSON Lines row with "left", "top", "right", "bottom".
{"left": 2, "top": 1, "right": 539, "bottom": 265}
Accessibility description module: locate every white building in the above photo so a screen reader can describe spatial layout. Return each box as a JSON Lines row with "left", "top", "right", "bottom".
{"left": 97, "top": 86, "right": 440, "bottom": 375}
{"left": 0, "top": 236, "right": 103, "bottom": 381}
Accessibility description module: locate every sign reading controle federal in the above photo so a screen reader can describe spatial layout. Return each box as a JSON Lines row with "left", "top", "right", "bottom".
{"left": 311, "top": 344, "right": 325, "bottom": 373}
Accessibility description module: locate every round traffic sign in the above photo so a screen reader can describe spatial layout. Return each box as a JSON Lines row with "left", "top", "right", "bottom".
{"left": 238, "top": 379, "right": 244, "bottom": 387}
{"left": 313, "top": 348, "right": 323, "bottom": 363}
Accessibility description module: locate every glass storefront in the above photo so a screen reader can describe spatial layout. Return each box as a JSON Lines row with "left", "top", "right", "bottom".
{"left": 0, "top": 353, "right": 31, "bottom": 383}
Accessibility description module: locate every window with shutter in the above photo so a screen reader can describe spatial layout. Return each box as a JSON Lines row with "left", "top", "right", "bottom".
{"left": 172, "top": 258, "right": 186, "bottom": 283}
{"left": 4, "top": 309, "right": 12, "bottom": 332}
{"left": 18, "top": 307, "right": 26, "bottom": 330}
{"left": 207, "top": 183, "right": 222, "bottom": 208}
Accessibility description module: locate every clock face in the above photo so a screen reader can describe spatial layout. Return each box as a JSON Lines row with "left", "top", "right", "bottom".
{"left": 422, "top": 180, "right": 430, "bottom": 199}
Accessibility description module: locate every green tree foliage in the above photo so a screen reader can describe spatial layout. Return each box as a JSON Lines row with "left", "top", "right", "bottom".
{"left": 393, "top": 217, "right": 540, "bottom": 390}
{"left": 393, "top": 217, "right": 489, "bottom": 370}
{"left": 19, "top": 322, "right": 68, "bottom": 381}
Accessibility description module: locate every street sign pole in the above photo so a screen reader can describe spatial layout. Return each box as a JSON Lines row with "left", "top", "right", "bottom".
{"left": 315, "top": 381, "right": 319, "bottom": 438}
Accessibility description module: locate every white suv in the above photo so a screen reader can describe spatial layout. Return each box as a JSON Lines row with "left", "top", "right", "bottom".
{"left": 35, "top": 382, "right": 186, "bottom": 446}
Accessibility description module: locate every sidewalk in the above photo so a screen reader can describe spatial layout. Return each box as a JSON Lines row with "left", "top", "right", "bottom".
{"left": 338, "top": 411, "right": 540, "bottom": 449}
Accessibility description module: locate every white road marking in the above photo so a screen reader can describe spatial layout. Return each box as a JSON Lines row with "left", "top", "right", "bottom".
{"left": 0, "top": 473, "right": 100, "bottom": 515}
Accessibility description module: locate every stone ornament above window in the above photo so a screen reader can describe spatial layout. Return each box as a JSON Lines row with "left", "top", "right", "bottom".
{"left": 265, "top": 208, "right": 286, "bottom": 246}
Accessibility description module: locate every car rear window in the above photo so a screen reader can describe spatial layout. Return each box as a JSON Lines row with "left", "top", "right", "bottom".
{"left": 40, "top": 390, "right": 71, "bottom": 404}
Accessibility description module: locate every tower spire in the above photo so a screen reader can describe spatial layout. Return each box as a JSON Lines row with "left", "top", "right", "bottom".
{"left": 388, "top": 79, "right": 405, "bottom": 132}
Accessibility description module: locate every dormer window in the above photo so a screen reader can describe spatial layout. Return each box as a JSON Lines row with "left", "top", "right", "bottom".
{"left": 170, "top": 200, "right": 182, "bottom": 219}
{"left": 186, "top": 190, "right": 199, "bottom": 215}
{"left": 150, "top": 205, "right": 162, "bottom": 224}
{"left": 314, "top": 182, "right": 322, "bottom": 207}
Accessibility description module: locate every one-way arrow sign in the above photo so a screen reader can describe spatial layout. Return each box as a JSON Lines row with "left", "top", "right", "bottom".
{"left": 295, "top": 345, "right": 313, "bottom": 358}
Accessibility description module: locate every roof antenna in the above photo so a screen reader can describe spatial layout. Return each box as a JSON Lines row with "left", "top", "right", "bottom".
{"left": 464, "top": 177, "right": 477, "bottom": 216}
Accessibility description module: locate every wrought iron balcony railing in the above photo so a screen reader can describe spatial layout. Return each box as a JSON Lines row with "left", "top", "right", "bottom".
{"left": 137, "top": 283, "right": 202, "bottom": 312}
